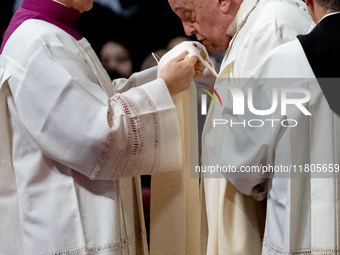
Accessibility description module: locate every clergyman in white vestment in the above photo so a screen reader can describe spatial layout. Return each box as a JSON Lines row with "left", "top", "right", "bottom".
{"left": 0, "top": 0, "right": 199, "bottom": 254}
{"left": 222, "top": 0, "right": 340, "bottom": 253}
{"left": 168, "top": 0, "right": 312, "bottom": 254}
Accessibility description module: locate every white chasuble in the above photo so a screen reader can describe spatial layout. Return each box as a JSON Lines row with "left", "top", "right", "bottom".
{"left": 0, "top": 19, "right": 182, "bottom": 255}
{"left": 201, "top": 0, "right": 312, "bottom": 254}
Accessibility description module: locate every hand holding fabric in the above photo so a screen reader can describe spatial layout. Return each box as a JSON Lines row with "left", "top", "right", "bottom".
{"left": 158, "top": 41, "right": 217, "bottom": 95}
{"left": 159, "top": 51, "right": 198, "bottom": 95}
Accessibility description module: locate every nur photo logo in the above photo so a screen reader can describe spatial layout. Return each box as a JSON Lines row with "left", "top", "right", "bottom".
{"left": 195, "top": 79, "right": 313, "bottom": 128}
{"left": 196, "top": 81, "right": 222, "bottom": 115}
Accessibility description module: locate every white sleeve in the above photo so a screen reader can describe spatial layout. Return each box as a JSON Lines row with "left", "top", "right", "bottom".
{"left": 12, "top": 43, "right": 181, "bottom": 180}
{"left": 112, "top": 67, "right": 158, "bottom": 93}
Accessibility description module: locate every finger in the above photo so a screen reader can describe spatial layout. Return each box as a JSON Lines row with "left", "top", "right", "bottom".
{"left": 185, "top": 55, "right": 199, "bottom": 65}
{"left": 194, "top": 65, "right": 205, "bottom": 77}
{"left": 195, "top": 61, "right": 205, "bottom": 72}
{"left": 173, "top": 50, "right": 190, "bottom": 62}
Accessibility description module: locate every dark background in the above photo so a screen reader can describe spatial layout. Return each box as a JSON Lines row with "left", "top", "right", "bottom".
{"left": 78, "top": 0, "right": 188, "bottom": 70}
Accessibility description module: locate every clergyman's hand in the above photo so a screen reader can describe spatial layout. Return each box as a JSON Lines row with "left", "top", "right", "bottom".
{"left": 194, "top": 60, "right": 205, "bottom": 78}
{"left": 159, "top": 51, "right": 198, "bottom": 96}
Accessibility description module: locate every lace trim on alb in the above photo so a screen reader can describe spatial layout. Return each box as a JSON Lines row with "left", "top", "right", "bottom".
{"left": 91, "top": 126, "right": 116, "bottom": 179}
{"left": 45, "top": 239, "right": 128, "bottom": 255}
{"left": 135, "top": 87, "right": 160, "bottom": 171}
{"left": 91, "top": 93, "right": 145, "bottom": 179}
{"left": 263, "top": 235, "right": 339, "bottom": 255}
{"left": 114, "top": 94, "right": 144, "bottom": 157}
{"left": 91, "top": 88, "right": 161, "bottom": 178}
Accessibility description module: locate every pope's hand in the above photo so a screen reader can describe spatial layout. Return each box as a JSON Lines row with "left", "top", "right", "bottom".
{"left": 159, "top": 51, "right": 198, "bottom": 96}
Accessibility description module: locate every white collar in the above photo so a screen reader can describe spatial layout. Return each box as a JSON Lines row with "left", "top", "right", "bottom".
{"left": 51, "top": 0, "right": 69, "bottom": 8}
{"left": 319, "top": 11, "right": 340, "bottom": 23}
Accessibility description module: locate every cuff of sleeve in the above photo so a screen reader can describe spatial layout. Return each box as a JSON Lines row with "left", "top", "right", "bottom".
{"left": 139, "top": 78, "right": 182, "bottom": 172}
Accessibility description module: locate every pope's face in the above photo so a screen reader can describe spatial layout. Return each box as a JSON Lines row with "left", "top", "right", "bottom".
{"left": 168, "top": 0, "right": 231, "bottom": 52}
